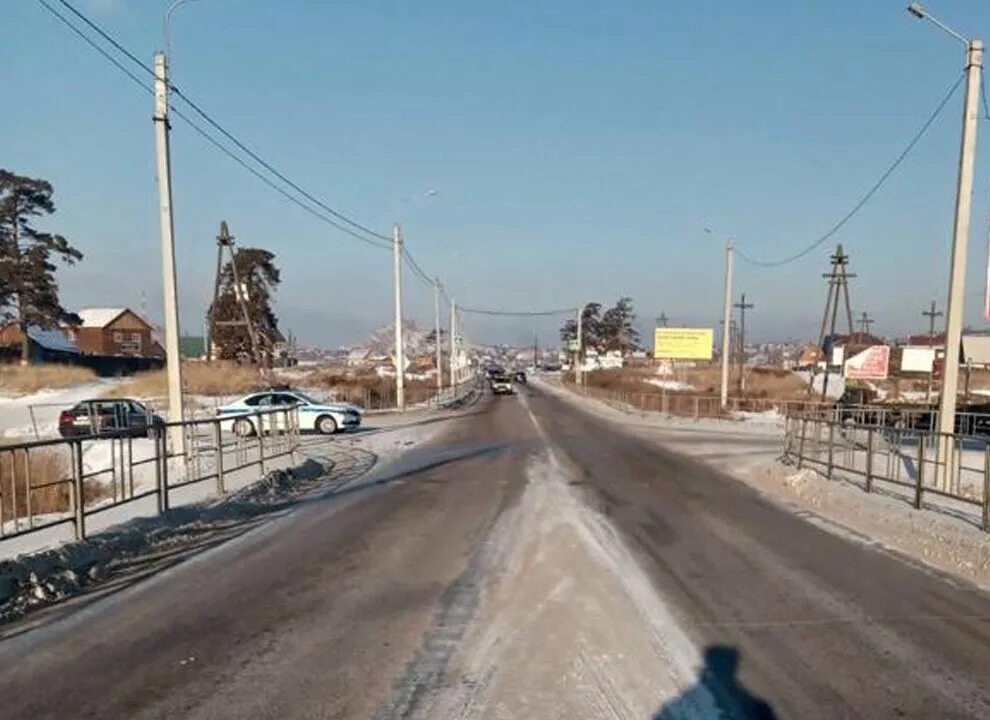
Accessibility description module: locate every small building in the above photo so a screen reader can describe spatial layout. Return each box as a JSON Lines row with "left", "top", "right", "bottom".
{"left": 0, "top": 323, "right": 80, "bottom": 363}
{"left": 68, "top": 308, "right": 164, "bottom": 358}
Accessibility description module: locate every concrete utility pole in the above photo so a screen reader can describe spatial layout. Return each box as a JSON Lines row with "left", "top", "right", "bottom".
{"left": 434, "top": 278, "right": 443, "bottom": 395}
{"left": 153, "top": 52, "right": 186, "bottom": 455}
{"left": 858, "top": 311, "right": 875, "bottom": 336}
{"left": 908, "top": 3, "right": 983, "bottom": 490}
{"left": 720, "top": 241, "right": 734, "bottom": 409}
{"left": 449, "top": 299, "right": 457, "bottom": 386}
{"left": 733, "top": 292, "right": 754, "bottom": 395}
{"left": 392, "top": 224, "right": 405, "bottom": 410}
{"left": 575, "top": 305, "right": 585, "bottom": 385}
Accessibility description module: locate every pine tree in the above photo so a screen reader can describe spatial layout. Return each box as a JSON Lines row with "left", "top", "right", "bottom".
{"left": 600, "top": 297, "right": 639, "bottom": 353}
{"left": 0, "top": 170, "right": 83, "bottom": 363}
{"left": 560, "top": 302, "right": 603, "bottom": 356}
{"left": 209, "top": 248, "right": 281, "bottom": 362}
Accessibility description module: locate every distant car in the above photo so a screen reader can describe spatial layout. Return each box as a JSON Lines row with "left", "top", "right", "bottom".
{"left": 59, "top": 399, "right": 164, "bottom": 439}
{"left": 216, "top": 390, "right": 361, "bottom": 436}
{"left": 513, "top": 370, "right": 527, "bottom": 384}
{"left": 485, "top": 366, "right": 504, "bottom": 380}
{"left": 490, "top": 374, "right": 514, "bottom": 395}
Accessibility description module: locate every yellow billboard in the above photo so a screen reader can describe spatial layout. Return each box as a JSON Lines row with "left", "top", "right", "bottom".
{"left": 654, "top": 328, "right": 714, "bottom": 360}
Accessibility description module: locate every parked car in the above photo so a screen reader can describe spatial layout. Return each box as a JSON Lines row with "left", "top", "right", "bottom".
{"left": 216, "top": 390, "right": 361, "bottom": 436}
{"left": 513, "top": 370, "right": 527, "bottom": 384}
{"left": 58, "top": 399, "right": 164, "bottom": 439}
{"left": 490, "top": 374, "right": 514, "bottom": 395}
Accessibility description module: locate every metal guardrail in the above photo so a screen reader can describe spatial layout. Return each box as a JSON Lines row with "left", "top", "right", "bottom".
{"left": 783, "top": 412, "right": 990, "bottom": 532}
{"left": 0, "top": 406, "right": 299, "bottom": 543}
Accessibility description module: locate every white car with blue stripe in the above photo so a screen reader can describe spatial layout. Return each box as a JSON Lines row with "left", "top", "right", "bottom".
{"left": 216, "top": 390, "right": 362, "bottom": 436}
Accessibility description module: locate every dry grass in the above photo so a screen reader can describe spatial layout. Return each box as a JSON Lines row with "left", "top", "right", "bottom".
{"left": 0, "top": 364, "right": 97, "bottom": 396}
{"left": 104, "top": 361, "right": 265, "bottom": 399}
{"left": 302, "top": 366, "right": 438, "bottom": 409}
{"left": 0, "top": 440, "right": 109, "bottom": 520}
{"left": 584, "top": 364, "right": 808, "bottom": 399}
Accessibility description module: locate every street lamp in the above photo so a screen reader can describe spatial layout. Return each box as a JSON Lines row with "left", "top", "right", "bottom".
{"left": 164, "top": 0, "right": 200, "bottom": 58}
{"left": 906, "top": 4, "right": 983, "bottom": 490}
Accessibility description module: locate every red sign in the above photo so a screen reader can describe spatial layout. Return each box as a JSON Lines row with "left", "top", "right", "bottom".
{"left": 844, "top": 345, "right": 890, "bottom": 380}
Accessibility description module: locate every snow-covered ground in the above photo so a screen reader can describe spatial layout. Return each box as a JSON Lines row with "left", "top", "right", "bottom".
{"left": 538, "top": 376, "right": 990, "bottom": 591}
{"left": 645, "top": 378, "right": 695, "bottom": 392}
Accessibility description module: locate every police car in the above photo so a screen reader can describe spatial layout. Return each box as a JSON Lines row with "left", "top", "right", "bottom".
{"left": 216, "top": 389, "right": 362, "bottom": 436}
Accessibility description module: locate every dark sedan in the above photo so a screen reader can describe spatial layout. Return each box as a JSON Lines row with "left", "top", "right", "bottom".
{"left": 59, "top": 399, "right": 164, "bottom": 439}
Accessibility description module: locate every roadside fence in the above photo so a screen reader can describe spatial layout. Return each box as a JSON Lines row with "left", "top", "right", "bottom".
{"left": 0, "top": 406, "right": 299, "bottom": 544}
{"left": 568, "top": 383, "right": 830, "bottom": 419}
{"left": 783, "top": 412, "right": 990, "bottom": 532}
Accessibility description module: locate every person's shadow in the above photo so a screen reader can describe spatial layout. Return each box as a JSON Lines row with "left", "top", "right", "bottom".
{"left": 653, "top": 645, "right": 778, "bottom": 719}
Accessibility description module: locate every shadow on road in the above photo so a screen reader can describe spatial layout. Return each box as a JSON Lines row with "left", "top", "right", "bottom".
{"left": 653, "top": 646, "right": 778, "bottom": 720}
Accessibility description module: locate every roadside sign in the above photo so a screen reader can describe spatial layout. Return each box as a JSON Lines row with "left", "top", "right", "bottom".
{"left": 844, "top": 345, "right": 890, "bottom": 380}
{"left": 654, "top": 328, "right": 713, "bottom": 360}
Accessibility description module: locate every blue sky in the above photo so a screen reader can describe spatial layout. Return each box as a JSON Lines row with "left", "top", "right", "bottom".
{"left": 5, "top": 0, "right": 990, "bottom": 347}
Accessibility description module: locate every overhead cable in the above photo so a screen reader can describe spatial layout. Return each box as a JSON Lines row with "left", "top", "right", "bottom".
{"left": 735, "top": 70, "right": 964, "bottom": 268}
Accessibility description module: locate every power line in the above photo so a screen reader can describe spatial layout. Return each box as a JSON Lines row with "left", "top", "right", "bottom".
{"left": 735, "top": 70, "right": 965, "bottom": 268}
{"left": 37, "top": 0, "right": 152, "bottom": 94}
{"left": 459, "top": 306, "right": 577, "bottom": 317}
{"left": 41, "top": 0, "right": 393, "bottom": 251}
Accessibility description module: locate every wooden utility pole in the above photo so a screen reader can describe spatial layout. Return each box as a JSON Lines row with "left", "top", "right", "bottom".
{"left": 208, "top": 221, "right": 262, "bottom": 366}
{"left": 857, "top": 311, "right": 875, "bottom": 336}
{"left": 733, "top": 293, "right": 754, "bottom": 394}
{"left": 810, "top": 245, "right": 856, "bottom": 400}
{"left": 923, "top": 300, "right": 943, "bottom": 403}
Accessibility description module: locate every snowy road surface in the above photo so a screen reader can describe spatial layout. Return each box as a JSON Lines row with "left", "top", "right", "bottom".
{"left": 2, "top": 384, "right": 990, "bottom": 718}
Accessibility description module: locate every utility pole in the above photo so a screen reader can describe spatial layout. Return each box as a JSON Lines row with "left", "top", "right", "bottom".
{"left": 533, "top": 333, "right": 539, "bottom": 369}
{"left": 434, "top": 277, "right": 442, "bottom": 395}
{"left": 733, "top": 292, "right": 754, "bottom": 395}
{"left": 924, "top": 300, "right": 943, "bottom": 340}
{"left": 575, "top": 305, "right": 584, "bottom": 385}
{"left": 923, "top": 300, "right": 944, "bottom": 405}
{"left": 720, "top": 241, "right": 734, "bottom": 409}
{"left": 907, "top": 5, "right": 984, "bottom": 489}
{"left": 938, "top": 39, "right": 983, "bottom": 489}
{"left": 857, "top": 311, "right": 875, "bottom": 336}
{"left": 392, "top": 223, "right": 405, "bottom": 410}
{"left": 449, "top": 299, "right": 457, "bottom": 387}
{"left": 810, "top": 245, "right": 856, "bottom": 401}
{"left": 153, "top": 52, "right": 185, "bottom": 454}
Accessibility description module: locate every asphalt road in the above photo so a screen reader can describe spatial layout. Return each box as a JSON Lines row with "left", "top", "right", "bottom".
{"left": 2, "top": 382, "right": 990, "bottom": 719}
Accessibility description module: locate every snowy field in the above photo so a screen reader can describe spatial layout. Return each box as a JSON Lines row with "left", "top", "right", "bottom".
{"left": 538, "top": 376, "right": 990, "bottom": 591}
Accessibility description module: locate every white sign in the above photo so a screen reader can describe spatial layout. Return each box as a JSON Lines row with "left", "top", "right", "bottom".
{"left": 900, "top": 346, "right": 935, "bottom": 373}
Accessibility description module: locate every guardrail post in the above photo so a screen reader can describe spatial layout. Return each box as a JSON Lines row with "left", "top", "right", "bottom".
{"left": 797, "top": 418, "right": 807, "bottom": 470}
{"left": 156, "top": 427, "right": 169, "bottom": 514}
{"left": 865, "top": 426, "right": 874, "bottom": 493}
{"left": 914, "top": 433, "right": 924, "bottom": 510}
{"left": 827, "top": 421, "right": 835, "bottom": 478}
{"left": 983, "top": 443, "right": 990, "bottom": 532}
{"left": 257, "top": 412, "right": 266, "bottom": 476}
{"left": 214, "top": 419, "right": 226, "bottom": 495}
{"left": 71, "top": 440, "right": 86, "bottom": 540}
